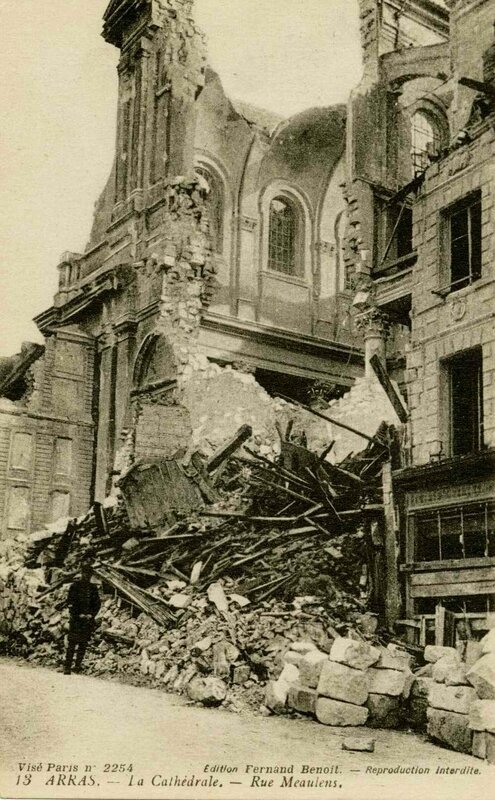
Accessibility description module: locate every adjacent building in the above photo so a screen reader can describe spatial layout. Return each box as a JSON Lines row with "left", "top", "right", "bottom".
{"left": 345, "top": 0, "right": 495, "bottom": 632}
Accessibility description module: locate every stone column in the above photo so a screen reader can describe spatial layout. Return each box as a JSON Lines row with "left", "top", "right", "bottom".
{"left": 356, "top": 308, "right": 390, "bottom": 380}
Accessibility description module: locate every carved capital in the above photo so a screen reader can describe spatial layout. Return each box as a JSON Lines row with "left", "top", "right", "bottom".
{"left": 355, "top": 307, "right": 391, "bottom": 339}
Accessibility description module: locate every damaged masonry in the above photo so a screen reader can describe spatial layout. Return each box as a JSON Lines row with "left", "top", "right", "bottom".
{"left": 1, "top": 0, "right": 495, "bottom": 768}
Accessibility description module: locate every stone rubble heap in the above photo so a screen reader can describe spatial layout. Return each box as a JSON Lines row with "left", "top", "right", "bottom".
{"left": 265, "top": 634, "right": 414, "bottom": 731}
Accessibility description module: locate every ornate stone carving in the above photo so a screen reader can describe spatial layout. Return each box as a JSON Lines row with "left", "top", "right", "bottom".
{"left": 355, "top": 307, "right": 391, "bottom": 339}
{"left": 240, "top": 215, "right": 257, "bottom": 232}
{"left": 315, "top": 240, "right": 336, "bottom": 256}
{"left": 450, "top": 296, "right": 467, "bottom": 322}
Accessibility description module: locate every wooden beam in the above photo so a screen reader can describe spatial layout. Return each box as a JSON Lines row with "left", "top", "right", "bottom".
{"left": 206, "top": 424, "right": 253, "bottom": 473}
{"left": 382, "top": 461, "right": 401, "bottom": 630}
{"left": 369, "top": 354, "right": 408, "bottom": 423}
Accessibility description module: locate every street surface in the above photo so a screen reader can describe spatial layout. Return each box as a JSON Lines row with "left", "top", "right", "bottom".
{"left": 0, "top": 659, "right": 492, "bottom": 800}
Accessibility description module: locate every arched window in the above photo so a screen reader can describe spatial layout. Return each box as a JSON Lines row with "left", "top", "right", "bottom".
{"left": 268, "top": 197, "right": 299, "bottom": 275}
{"left": 411, "top": 111, "right": 442, "bottom": 175}
{"left": 196, "top": 166, "right": 224, "bottom": 254}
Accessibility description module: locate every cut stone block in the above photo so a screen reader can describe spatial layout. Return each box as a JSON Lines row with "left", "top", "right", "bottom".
{"left": 368, "top": 667, "right": 407, "bottom": 696}
{"left": 480, "top": 629, "right": 495, "bottom": 656}
{"left": 414, "top": 663, "right": 433, "bottom": 678}
{"left": 231, "top": 664, "right": 251, "bottom": 685}
{"left": 366, "top": 693, "right": 401, "bottom": 728}
{"left": 471, "top": 731, "right": 487, "bottom": 760}
{"left": 487, "top": 732, "right": 495, "bottom": 765}
{"left": 317, "top": 660, "right": 370, "bottom": 706}
{"left": 424, "top": 645, "right": 460, "bottom": 664}
{"left": 330, "top": 637, "right": 380, "bottom": 671}
{"left": 427, "top": 708, "right": 472, "bottom": 754}
{"left": 288, "top": 683, "right": 317, "bottom": 715}
{"left": 465, "top": 640, "right": 483, "bottom": 668}
{"left": 411, "top": 676, "right": 434, "bottom": 699}
{"left": 187, "top": 676, "right": 227, "bottom": 706}
{"left": 284, "top": 651, "right": 303, "bottom": 668}
{"left": 468, "top": 699, "right": 495, "bottom": 732}
{"left": 342, "top": 737, "right": 375, "bottom": 752}
{"left": 466, "top": 653, "right": 495, "bottom": 699}
{"left": 291, "top": 641, "right": 318, "bottom": 654}
{"left": 376, "top": 646, "right": 413, "bottom": 672}
{"left": 429, "top": 684, "right": 477, "bottom": 715}
{"left": 445, "top": 663, "right": 469, "bottom": 686}
{"left": 279, "top": 663, "right": 300, "bottom": 685}
{"left": 299, "top": 650, "right": 328, "bottom": 688}
{"left": 432, "top": 655, "right": 461, "bottom": 684}
{"left": 265, "top": 679, "right": 289, "bottom": 714}
{"left": 407, "top": 697, "right": 428, "bottom": 731}
{"left": 316, "top": 697, "right": 369, "bottom": 727}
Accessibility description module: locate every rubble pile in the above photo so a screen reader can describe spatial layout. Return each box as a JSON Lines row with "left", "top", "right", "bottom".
{"left": 0, "top": 412, "right": 400, "bottom": 716}
{"left": 266, "top": 634, "right": 414, "bottom": 729}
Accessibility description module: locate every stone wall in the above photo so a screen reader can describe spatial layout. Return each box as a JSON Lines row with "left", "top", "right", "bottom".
{"left": 406, "top": 126, "right": 495, "bottom": 464}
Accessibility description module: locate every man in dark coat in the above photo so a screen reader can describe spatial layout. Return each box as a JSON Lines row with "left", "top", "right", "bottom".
{"left": 63, "top": 562, "right": 100, "bottom": 674}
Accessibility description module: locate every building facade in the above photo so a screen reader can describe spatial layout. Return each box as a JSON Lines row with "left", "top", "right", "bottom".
{"left": 346, "top": 0, "right": 495, "bottom": 632}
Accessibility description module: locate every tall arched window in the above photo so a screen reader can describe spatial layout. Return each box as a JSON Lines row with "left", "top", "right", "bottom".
{"left": 411, "top": 111, "right": 442, "bottom": 175}
{"left": 196, "top": 166, "right": 224, "bottom": 254}
{"left": 268, "top": 197, "right": 299, "bottom": 275}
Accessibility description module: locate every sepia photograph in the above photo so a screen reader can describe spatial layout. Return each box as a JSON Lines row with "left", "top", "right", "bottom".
{"left": 0, "top": 1, "right": 495, "bottom": 799}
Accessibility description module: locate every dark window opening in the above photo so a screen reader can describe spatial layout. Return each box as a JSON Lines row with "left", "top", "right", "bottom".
{"left": 268, "top": 198, "right": 299, "bottom": 275}
{"left": 415, "top": 595, "right": 494, "bottom": 616}
{"left": 447, "top": 347, "right": 483, "bottom": 456}
{"left": 448, "top": 193, "right": 481, "bottom": 291}
{"left": 411, "top": 111, "right": 442, "bottom": 176}
{"left": 374, "top": 197, "right": 414, "bottom": 275}
{"left": 413, "top": 500, "right": 495, "bottom": 563}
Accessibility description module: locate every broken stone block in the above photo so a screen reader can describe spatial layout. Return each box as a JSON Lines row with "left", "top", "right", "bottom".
{"left": 481, "top": 629, "right": 495, "bottom": 656}
{"left": 466, "top": 654, "right": 495, "bottom": 699}
{"left": 317, "top": 660, "right": 370, "bottom": 706}
{"left": 424, "top": 645, "right": 460, "bottom": 664}
{"left": 290, "top": 640, "right": 318, "bottom": 654}
{"left": 407, "top": 697, "right": 428, "bottom": 731}
{"left": 187, "top": 676, "right": 227, "bottom": 706}
{"left": 342, "top": 737, "right": 375, "bottom": 752}
{"left": 429, "top": 684, "right": 477, "bottom": 715}
{"left": 445, "top": 662, "right": 469, "bottom": 686}
{"left": 231, "top": 664, "right": 251, "bottom": 685}
{"left": 368, "top": 667, "right": 407, "bottom": 697}
{"left": 265, "top": 679, "right": 289, "bottom": 714}
{"left": 329, "top": 637, "right": 380, "bottom": 671}
{"left": 288, "top": 683, "right": 317, "bottom": 715}
{"left": 471, "top": 731, "right": 487, "bottom": 760}
{"left": 468, "top": 699, "right": 495, "bottom": 732}
{"left": 432, "top": 655, "right": 461, "bottom": 684}
{"left": 366, "top": 693, "right": 401, "bottom": 728}
{"left": 376, "top": 646, "right": 413, "bottom": 672}
{"left": 283, "top": 651, "right": 303, "bottom": 668}
{"left": 414, "top": 663, "right": 433, "bottom": 678}
{"left": 316, "top": 697, "right": 369, "bottom": 727}
{"left": 465, "top": 640, "right": 483, "bottom": 668}
{"left": 279, "top": 663, "right": 300, "bottom": 685}
{"left": 299, "top": 650, "right": 328, "bottom": 688}
{"left": 427, "top": 708, "right": 472, "bottom": 754}
{"left": 168, "top": 593, "right": 191, "bottom": 609}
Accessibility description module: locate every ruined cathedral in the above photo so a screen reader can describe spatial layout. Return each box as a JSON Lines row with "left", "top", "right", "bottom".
{"left": 1, "top": 0, "right": 495, "bottom": 629}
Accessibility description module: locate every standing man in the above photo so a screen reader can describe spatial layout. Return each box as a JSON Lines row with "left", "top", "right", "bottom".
{"left": 63, "top": 561, "right": 101, "bottom": 675}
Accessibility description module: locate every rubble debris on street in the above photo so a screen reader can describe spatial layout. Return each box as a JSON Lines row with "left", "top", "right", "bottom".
{"left": 0, "top": 412, "right": 493, "bottom": 765}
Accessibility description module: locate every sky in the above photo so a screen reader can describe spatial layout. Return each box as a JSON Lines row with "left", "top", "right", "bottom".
{"left": 0, "top": 0, "right": 362, "bottom": 355}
